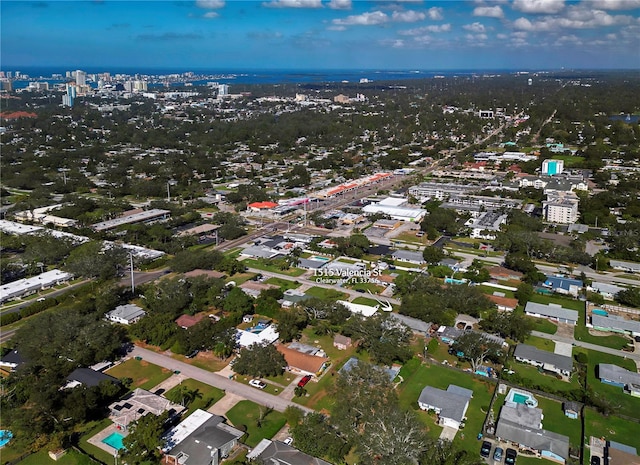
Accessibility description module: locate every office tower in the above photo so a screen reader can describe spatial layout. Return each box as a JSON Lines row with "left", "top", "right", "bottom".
{"left": 218, "top": 84, "right": 229, "bottom": 96}
{"left": 75, "top": 70, "right": 86, "bottom": 86}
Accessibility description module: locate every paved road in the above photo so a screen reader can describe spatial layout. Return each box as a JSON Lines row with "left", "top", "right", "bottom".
{"left": 129, "top": 346, "right": 313, "bottom": 414}
{"left": 531, "top": 330, "right": 640, "bottom": 362}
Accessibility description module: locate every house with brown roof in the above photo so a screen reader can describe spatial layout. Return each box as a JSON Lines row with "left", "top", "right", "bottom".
{"left": 486, "top": 294, "right": 519, "bottom": 312}
{"left": 183, "top": 269, "right": 226, "bottom": 279}
{"left": 175, "top": 314, "right": 205, "bottom": 329}
{"left": 488, "top": 266, "right": 524, "bottom": 281}
{"left": 333, "top": 334, "right": 352, "bottom": 351}
{"left": 276, "top": 345, "right": 329, "bottom": 377}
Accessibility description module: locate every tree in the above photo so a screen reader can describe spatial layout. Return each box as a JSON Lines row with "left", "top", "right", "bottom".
{"left": 232, "top": 343, "right": 286, "bottom": 378}
{"left": 344, "top": 314, "right": 413, "bottom": 365}
{"left": 514, "top": 282, "right": 534, "bottom": 306}
{"left": 292, "top": 413, "right": 350, "bottom": 463}
{"left": 450, "top": 332, "right": 503, "bottom": 372}
{"left": 616, "top": 287, "right": 640, "bottom": 308}
{"left": 222, "top": 287, "right": 254, "bottom": 315}
{"left": 65, "top": 241, "right": 127, "bottom": 280}
{"left": 276, "top": 308, "right": 308, "bottom": 343}
{"left": 121, "top": 411, "right": 168, "bottom": 464}
{"left": 422, "top": 245, "right": 445, "bottom": 265}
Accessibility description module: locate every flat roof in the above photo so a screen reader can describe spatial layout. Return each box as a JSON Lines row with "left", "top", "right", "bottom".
{"left": 0, "top": 269, "right": 73, "bottom": 302}
{"left": 92, "top": 209, "right": 170, "bottom": 231}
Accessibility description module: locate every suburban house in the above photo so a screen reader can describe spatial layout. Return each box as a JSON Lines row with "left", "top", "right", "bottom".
{"left": 0, "top": 349, "right": 25, "bottom": 372}
{"left": 247, "top": 439, "right": 332, "bottom": 465}
{"left": 587, "top": 281, "right": 625, "bottom": 300}
{"left": 597, "top": 364, "right": 640, "bottom": 396}
{"left": 487, "top": 294, "right": 519, "bottom": 312}
{"left": 389, "top": 313, "right": 432, "bottom": 335}
{"left": 543, "top": 276, "right": 583, "bottom": 297}
{"left": 495, "top": 403, "right": 570, "bottom": 464}
{"left": 63, "top": 367, "right": 119, "bottom": 389}
{"left": 609, "top": 260, "right": 640, "bottom": 274}
{"left": 524, "top": 302, "right": 579, "bottom": 325}
{"left": 175, "top": 314, "right": 205, "bottom": 329}
{"left": 339, "top": 357, "right": 401, "bottom": 382}
{"left": 389, "top": 249, "right": 424, "bottom": 265}
{"left": 591, "top": 314, "right": 640, "bottom": 338}
{"left": 105, "top": 304, "right": 146, "bottom": 325}
{"left": 514, "top": 344, "right": 573, "bottom": 377}
{"left": 488, "top": 266, "right": 524, "bottom": 282}
{"left": 333, "top": 334, "right": 352, "bottom": 351}
{"left": 235, "top": 324, "right": 279, "bottom": 348}
{"left": 276, "top": 345, "right": 329, "bottom": 377}
{"left": 162, "top": 409, "right": 244, "bottom": 465}
{"left": 417, "top": 384, "right": 473, "bottom": 430}
{"left": 606, "top": 441, "right": 640, "bottom": 465}
{"left": 108, "top": 388, "right": 185, "bottom": 431}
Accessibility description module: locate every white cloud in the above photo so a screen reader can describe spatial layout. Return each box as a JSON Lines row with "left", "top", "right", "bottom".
{"left": 332, "top": 10, "right": 388, "bottom": 26}
{"left": 589, "top": 0, "right": 640, "bottom": 10}
{"left": 196, "top": 0, "right": 224, "bottom": 8}
{"left": 473, "top": 6, "right": 504, "bottom": 18}
{"left": 465, "top": 33, "right": 488, "bottom": 41}
{"left": 414, "top": 35, "right": 434, "bottom": 45}
{"left": 512, "top": 7, "right": 634, "bottom": 30}
{"left": 263, "top": 0, "right": 322, "bottom": 8}
{"left": 512, "top": 0, "right": 565, "bottom": 14}
{"left": 391, "top": 10, "right": 426, "bottom": 22}
{"left": 497, "top": 33, "right": 508, "bottom": 39}
{"left": 327, "top": 0, "right": 351, "bottom": 9}
{"left": 606, "top": 32, "right": 617, "bottom": 39}
{"left": 427, "top": 7, "right": 443, "bottom": 20}
{"left": 203, "top": 11, "right": 219, "bottom": 18}
{"left": 463, "top": 22, "right": 486, "bottom": 33}
{"left": 399, "top": 23, "right": 451, "bottom": 35}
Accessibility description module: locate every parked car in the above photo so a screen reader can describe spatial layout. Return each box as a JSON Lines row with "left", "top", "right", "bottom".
{"left": 480, "top": 441, "right": 492, "bottom": 458}
{"left": 298, "top": 374, "right": 312, "bottom": 388}
{"left": 505, "top": 448, "right": 517, "bottom": 465}
{"left": 590, "top": 456, "right": 601, "bottom": 465}
{"left": 493, "top": 447, "right": 504, "bottom": 462}
{"left": 249, "top": 379, "right": 266, "bottom": 389}
{"left": 284, "top": 437, "right": 294, "bottom": 445}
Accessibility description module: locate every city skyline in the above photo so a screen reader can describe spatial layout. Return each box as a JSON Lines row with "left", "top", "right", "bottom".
{"left": 2, "top": 0, "right": 640, "bottom": 71}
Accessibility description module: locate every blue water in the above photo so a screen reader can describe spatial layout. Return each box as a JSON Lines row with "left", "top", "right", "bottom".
{"left": 102, "top": 432, "right": 125, "bottom": 450}
{"left": 0, "top": 430, "right": 13, "bottom": 448}
{"left": 6, "top": 67, "right": 510, "bottom": 89}
{"left": 609, "top": 115, "right": 639, "bottom": 123}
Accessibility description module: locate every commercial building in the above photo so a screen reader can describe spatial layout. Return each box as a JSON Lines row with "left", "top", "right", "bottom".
{"left": 92, "top": 209, "right": 171, "bottom": 232}
{"left": 0, "top": 269, "right": 73, "bottom": 304}
{"left": 408, "top": 182, "right": 478, "bottom": 202}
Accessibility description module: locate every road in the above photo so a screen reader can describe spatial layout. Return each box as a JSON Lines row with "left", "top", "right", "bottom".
{"left": 531, "top": 330, "right": 640, "bottom": 362}
{"left": 129, "top": 346, "right": 313, "bottom": 414}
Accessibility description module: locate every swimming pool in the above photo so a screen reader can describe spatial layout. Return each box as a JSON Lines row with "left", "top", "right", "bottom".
{"left": 102, "top": 432, "right": 125, "bottom": 451}
{"left": 309, "top": 255, "right": 331, "bottom": 262}
{"left": 0, "top": 430, "right": 13, "bottom": 448}
{"left": 506, "top": 388, "right": 538, "bottom": 408}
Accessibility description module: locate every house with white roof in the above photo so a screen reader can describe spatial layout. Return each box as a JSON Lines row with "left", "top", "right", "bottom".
{"left": 524, "top": 302, "right": 579, "bottom": 325}
{"left": 105, "top": 304, "right": 146, "bottom": 325}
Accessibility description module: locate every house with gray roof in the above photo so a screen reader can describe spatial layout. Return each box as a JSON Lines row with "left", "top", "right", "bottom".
{"left": 417, "top": 384, "right": 473, "bottom": 429}
{"left": 247, "top": 439, "right": 332, "bottom": 465}
{"left": 524, "top": 302, "right": 579, "bottom": 325}
{"left": 598, "top": 364, "right": 640, "bottom": 396}
{"left": 389, "top": 313, "right": 432, "bottom": 334}
{"left": 609, "top": 260, "right": 640, "bottom": 273}
{"left": 64, "top": 367, "right": 119, "bottom": 389}
{"left": 163, "top": 409, "right": 243, "bottom": 465}
{"left": 391, "top": 249, "right": 425, "bottom": 265}
{"left": 514, "top": 344, "right": 573, "bottom": 376}
{"left": 496, "top": 403, "right": 570, "bottom": 464}
{"left": 105, "top": 304, "right": 146, "bottom": 325}
{"left": 591, "top": 314, "right": 640, "bottom": 337}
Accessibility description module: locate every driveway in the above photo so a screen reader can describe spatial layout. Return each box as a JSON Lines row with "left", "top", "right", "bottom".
{"left": 439, "top": 426, "right": 458, "bottom": 441}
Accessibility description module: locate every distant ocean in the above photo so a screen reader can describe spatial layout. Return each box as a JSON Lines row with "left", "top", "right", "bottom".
{"left": 6, "top": 66, "right": 502, "bottom": 89}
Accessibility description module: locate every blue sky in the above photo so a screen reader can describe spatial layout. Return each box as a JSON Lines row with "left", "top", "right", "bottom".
{"left": 2, "top": 0, "right": 639, "bottom": 70}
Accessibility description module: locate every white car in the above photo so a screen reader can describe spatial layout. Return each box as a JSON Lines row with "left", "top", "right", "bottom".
{"left": 249, "top": 379, "right": 266, "bottom": 389}
{"left": 284, "top": 437, "right": 294, "bottom": 445}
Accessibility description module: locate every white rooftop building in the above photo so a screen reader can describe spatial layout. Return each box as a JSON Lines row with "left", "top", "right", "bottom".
{"left": 0, "top": 269, "right": 73, "bottom": 304}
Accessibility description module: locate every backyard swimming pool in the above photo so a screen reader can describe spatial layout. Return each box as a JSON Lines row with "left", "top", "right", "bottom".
{"left": 309, "top": 255, "right": 331, "bottom": 262}
{"left": 0, "top": 430, "right": 13, "bottom": 448}
{"left": 506, "top": 388, "right": 538, "bottom": 408}
{"left": 102, "top": 432, "right": 125, "bottom": 451}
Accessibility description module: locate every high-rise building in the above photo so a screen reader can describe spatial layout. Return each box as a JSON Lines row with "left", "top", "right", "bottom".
{"left": 75, "top": 70, "right": 86, "bottom": 86}
{"left": 543, "top": 192, "right": 579, "bottom": 224}
{"left": 62, "top": 93, "right": 74, "bottom": 107}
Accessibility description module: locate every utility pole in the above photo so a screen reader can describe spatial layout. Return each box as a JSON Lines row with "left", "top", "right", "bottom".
{"left": 130, "top": 252, "right": 135, "bottom": 294}
{"left": 167, "top": 182, "right": 171, "bottom": 202}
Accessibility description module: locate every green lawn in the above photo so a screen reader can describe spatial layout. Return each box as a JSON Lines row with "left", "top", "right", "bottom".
{"left": 530, "top": 294, "right": 585, "bottom": 312}
{"left": 577, "top": 347, "right": 640, "bottom": 420}
{"left": 105, "top": 358, "right": 173, "bottom": 390}
{"left": 305, "top": 286, "right": 349, "bottom": 301}
{"left": 506, "top": 362, "right": 581, "bottom": 395}
{"left": 235, "top": 374, "right": 288, "bottom": 396}
{"left": 535, "top": 397, "right": 581, "bottom": 448}
{"left": 530, "top": 317, "right": 558, "bottom": 335}
{"left": 226, "top": 400, "right": 286, "bottom": 447}
{"left": 164, "top": 379, "right": 225, "bottom": 416}
{"left": 351, "top": 297, "right": 381, "bottom": 307}
{"left": 265, "top": 277, "right": 301, "bottom": 290}
{"left": 242, "top": 259, "right": 306, "bottom": 277}
{"left": 396, "top": 358, "right": 496, "bottom": 455}
{"left": 584, "top": 408, "right": 640, "bottom": 451}
{"left": 344, "top": 281, "right": 384, "bottom": 294}
{"left": 78, "top": 418, "right": 118, "bottom": 465}
{"left": 523, "top": 335, "right": 557, "bottom": 352}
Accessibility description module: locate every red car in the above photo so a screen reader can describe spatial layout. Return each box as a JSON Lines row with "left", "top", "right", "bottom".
{"left": 298, "top": 375, "right": 312, "bottom": 388}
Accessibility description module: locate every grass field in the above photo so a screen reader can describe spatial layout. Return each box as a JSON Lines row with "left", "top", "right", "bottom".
{"left": 530, "top": 317, "right": 558, "bottom": 335}
{"left": 351, "top": 297, "right": 380, "bottom": 307}
{"left": 16, "top": 448, "right": 99, "bottom": 465}
{"left": 507, "top": 362, "right": 581, "bottom": 394}
{"left": 265, "top": 277, "right": 301, "bottom": 290}
{"left": 584, "top": 408, "right": 640, "bottom": 451}
{"left": 105, "top": 358, "right": 173, "bottom": 390}
{"left": 226, "top": 400, "right": 286, "bottom": 447}
{"left": 535, "top": 396, "right": 582, "bottom": 448}
{"left": 78, "top": 418, "right": 117, "bottom": 465}
{"left": 523, "top": 335, "right": 557, "bottom": 352}
{"left": 164, "top": 379, "right": 225, "bottom": 416}
{"left": 305, "top": 286, "right": 349, "bottom": 301}
{"left": 396, "top": 358, "right": 496, "bottom": 455}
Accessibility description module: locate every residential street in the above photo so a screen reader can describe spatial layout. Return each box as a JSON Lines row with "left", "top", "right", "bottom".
{"left": 530, "top": 330, "right": 640, "bottom": 362}
{"left": 129, "top": 345, "right": 314, "bottom": 414}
